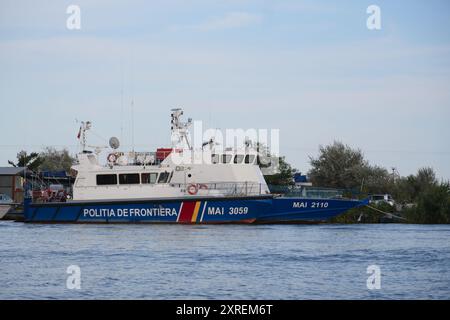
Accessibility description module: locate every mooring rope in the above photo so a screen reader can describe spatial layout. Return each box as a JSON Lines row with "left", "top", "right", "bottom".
{"left": 365, "top": 205, "right": 408, "bottom": 221}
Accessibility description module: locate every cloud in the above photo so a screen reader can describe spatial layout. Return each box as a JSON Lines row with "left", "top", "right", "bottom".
{"left": 172, "top": 12, "right": 263, "bottom": 31}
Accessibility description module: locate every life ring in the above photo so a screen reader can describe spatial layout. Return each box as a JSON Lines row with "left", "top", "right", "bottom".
{"left": 187, "top": 184, "right": 198, "bottom": 195}
{"left": 107, "top": 153, "right": 117, "bottom": 163}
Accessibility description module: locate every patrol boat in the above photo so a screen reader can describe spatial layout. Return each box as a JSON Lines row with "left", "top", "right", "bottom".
{"left": 23, "top": 109, "right": 368, "bottom": 223}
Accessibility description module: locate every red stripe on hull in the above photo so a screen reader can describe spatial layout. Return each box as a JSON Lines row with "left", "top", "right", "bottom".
{"left": 178, "top": 201, "right": 196, "bottom": 223}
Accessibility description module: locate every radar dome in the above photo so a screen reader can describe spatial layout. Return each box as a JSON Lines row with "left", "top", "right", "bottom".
{"left": 109, "top": 137, "right": 120, "bottom": 149}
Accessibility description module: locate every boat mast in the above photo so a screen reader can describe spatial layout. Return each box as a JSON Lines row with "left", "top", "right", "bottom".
{"left": 170, "top": 108, "right": 192, "bottom": 150}
{"left": 79, "top": 121, "right": 92, "bottom": 152}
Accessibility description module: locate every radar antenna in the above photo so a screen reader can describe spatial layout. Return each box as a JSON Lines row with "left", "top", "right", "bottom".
{"left": 170, "top": 108, "right": 192, "bottom": 150}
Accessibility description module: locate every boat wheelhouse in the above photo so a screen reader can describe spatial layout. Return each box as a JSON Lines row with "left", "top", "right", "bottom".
{"left": 71, "top": 109, "right": 271, "bottom": 201}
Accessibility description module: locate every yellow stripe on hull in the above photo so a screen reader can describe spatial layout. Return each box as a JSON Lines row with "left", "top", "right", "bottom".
{"left": 191, "top": 201, "right": 201, "bottom": 223}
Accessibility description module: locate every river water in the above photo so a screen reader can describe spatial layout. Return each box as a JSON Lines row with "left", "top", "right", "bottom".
{"left": 0, "top": 221, "right": 449, "bottom": 299}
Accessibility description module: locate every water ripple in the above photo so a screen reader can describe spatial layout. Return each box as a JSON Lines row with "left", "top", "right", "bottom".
{"left": 0, "top": 222, "right": 449, "bottom": 299}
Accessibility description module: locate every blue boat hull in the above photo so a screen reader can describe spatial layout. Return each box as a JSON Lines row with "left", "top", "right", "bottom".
{"left": 259, "top": 198, "right": 369, "bottom": 223}
{"left": 23, "top": 196, "right": 368, "bottom": 224}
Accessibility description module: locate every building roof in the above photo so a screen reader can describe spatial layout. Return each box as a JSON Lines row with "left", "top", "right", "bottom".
{"left": 41, "top": 171, "right": 68, "bottom": 178}
{"left": 0, "top": 167, "right": 27, "bottom": 176}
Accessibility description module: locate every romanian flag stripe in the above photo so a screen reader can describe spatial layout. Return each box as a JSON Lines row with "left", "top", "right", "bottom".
{"left": 191, "top": 201, "right": 201, "bottom": 223}
{"left": 177, "top": 201, "right": 201, "bottom": 223}
{"left": 178, "top": 201, "right": 196, "bottom": 222}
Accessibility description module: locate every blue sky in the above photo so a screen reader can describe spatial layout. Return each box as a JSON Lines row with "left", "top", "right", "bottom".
{"left": 1, "top": 0, "right": 449, "bottom": 179}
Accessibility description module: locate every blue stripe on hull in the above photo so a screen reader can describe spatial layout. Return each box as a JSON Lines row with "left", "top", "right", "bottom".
{"left": 23, "top": 197, "right": 367, "bottom": 224}
{"left": 24, "top": 198, "right": 271, "bottom": 224}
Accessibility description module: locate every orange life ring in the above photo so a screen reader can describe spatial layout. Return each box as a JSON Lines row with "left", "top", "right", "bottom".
{"left": 187, "top": 184, "right": 198, "bottom": 195}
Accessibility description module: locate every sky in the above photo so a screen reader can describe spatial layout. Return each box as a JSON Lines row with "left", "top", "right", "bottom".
{"left": 0, "top": 0, "right": 449, "bottom": 179}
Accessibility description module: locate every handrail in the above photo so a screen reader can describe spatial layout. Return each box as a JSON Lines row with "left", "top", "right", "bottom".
{"left": 175, "top": 182, "right": 266, "bottom": 197}
{"left": 32, "top": 181, "right": 268, "bottom": 203}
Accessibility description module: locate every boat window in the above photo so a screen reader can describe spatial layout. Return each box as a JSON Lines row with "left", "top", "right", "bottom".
{"left": 234, "top": 155, "right": 244, "bottom": 164}
{"left": 211, "top": 154, "right": 219, "bottom": 164}
{"left": 96, "top": 174, "right": 117, "bottom": 185}
{"left": 158, "top": 171, "right": 170, "bottom": 183}
{"left": 222, "top": 154, "right": 232, "bottom": 163}
{"left": 245, "top": 155, "right": 255, "bottom": 164}
{"left": 141, "top": 173, "right": 158, "bottom": 184}
{"left": 119, "top": 173, "right": 140, "bottom": 185}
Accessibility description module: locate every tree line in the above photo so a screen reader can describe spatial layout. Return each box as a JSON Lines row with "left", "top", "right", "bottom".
{"left": 267, "top": 141, "right": 450, "bottom": 224}
{"left": 8, "top": 147, "right": 75, "bottom": 173}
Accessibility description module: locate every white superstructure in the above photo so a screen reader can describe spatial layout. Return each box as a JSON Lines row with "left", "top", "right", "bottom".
{"left": 71, "top": 109, "right": 273, "bottom": 201}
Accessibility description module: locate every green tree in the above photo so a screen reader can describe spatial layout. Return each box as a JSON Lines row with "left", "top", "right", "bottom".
{"left": 392, "top": 167, "right": 438, "bottom": 203}
{"left": 8, "top": 150, "right": 43, "bottom": 171}
{"left": 404, "top": 182, "right": 450, "bottom": 224}
{"left": 38, "top": 147, "right": 76, "bottom": 172}
{"left": 308, "top": 141, "right": 368, "bottom": 190}
{"left": 361, "top": 165, "right": 392, "bottom": 195}
{"left": 308, "top": 141, "right": 396, "bottom": 195}
{"left": 264, "top": 156, "right": 297, "bottom": 186}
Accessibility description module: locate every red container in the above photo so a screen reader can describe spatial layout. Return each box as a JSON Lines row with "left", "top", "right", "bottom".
{"left": 156, "top": 148, "right": 173, "bottom": 161}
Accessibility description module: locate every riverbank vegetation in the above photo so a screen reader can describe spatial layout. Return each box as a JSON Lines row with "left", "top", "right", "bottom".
{"left": 8, "top": 148, "right": 75, "bottom": 173}
{"left": 307, "top": 142, "right": 450, "bottom": 224}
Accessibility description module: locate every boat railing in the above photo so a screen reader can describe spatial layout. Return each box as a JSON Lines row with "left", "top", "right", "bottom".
{"left": 31, "top": 181, "right": 269, "bottom": 202}
{"left": 172, "top": 182, "right": 267, "bottom": 197}
{"left": 268, "top": 184, "right": 363, "bottom": 199}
